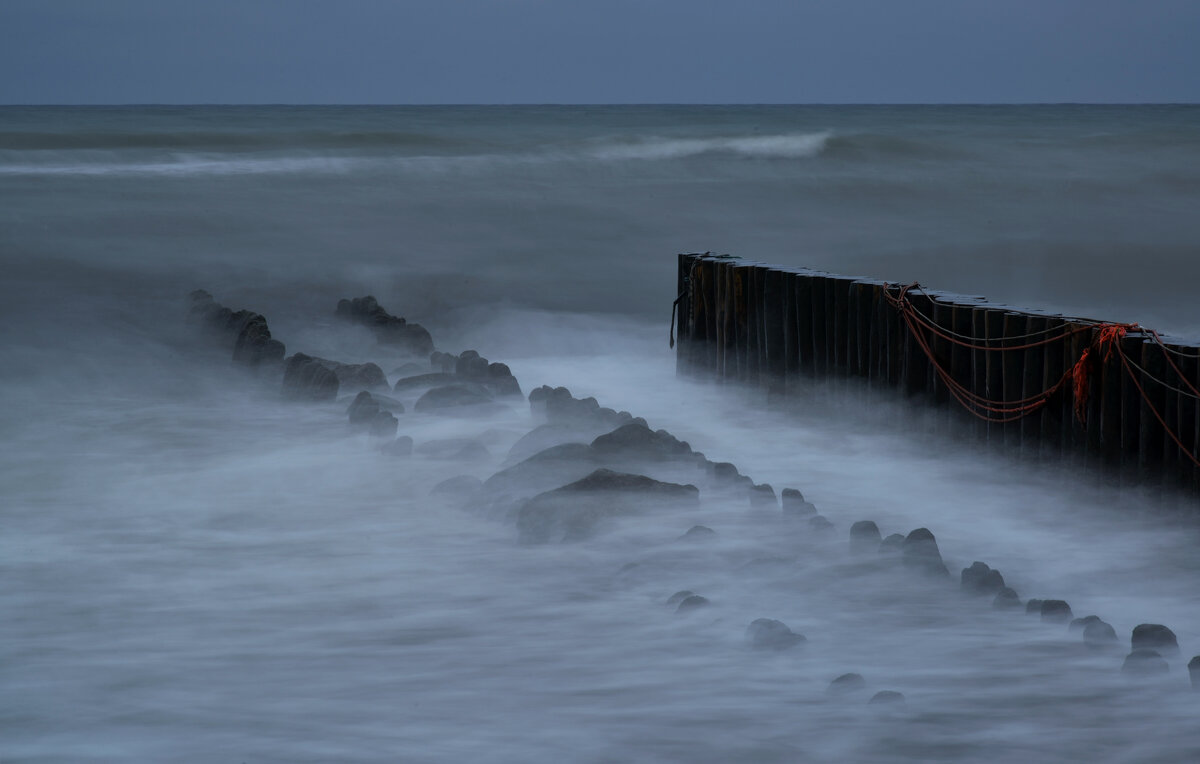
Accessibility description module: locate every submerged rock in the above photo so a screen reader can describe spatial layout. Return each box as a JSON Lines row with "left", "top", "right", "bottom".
{"left": 992, "top": 587, "right": 1021, "bottom": 610}
{"left": 879, "top": 533, "right": 905, "bottom": 555}
{"left": 901, "top": 528, "right": 949, "bottom": 576}
{"left": 383, "top": 435, "right": 414, "bottom": 457}
{"left": 809, "top": 515, "right": 835, "bottom": 533}
{"left": 368, "top": 410, "right": 398, "bottom": 438}
{"left": 1083, "top": 619, "right": 1119, "bottom": 648}
{"left": 1131, "top": 624, "right": 1179, "bottom": 655}
{"left": 781, "top": 487, "right": 817, "bottom": 517}
{"left": 1189, "top": 656, "right": 1200, "bottom": 689}
{"left": 1122, "top": 649, "right": 1170, "bottom": 676}
{"left": 746, "top": 618, "right": 806, "bottom": 650}
{"left": 680, "top": 525, "right": 717, "bottom": 542}
{"left": 282, "top": 353, "right": 340, "bottom": 402}
{"left": 414, "top": 384, "right": 494, "bottom": 413}
{"left": 591, "top": 422, "right": 692, "bottom": 462}
{"left": 869, "top": 691, "right": 905, "bottom": 705}
{"left": 666, "top": 590, "right": 694, "bottom": 607}
{"left": 676, "top": 594, "right": 710, "bottom": 613}
{"left": 516, "top": 468, "right": 699, "bottom": 544}
{"left": 336, "top": 295, "right": 434, "bottom": 355}
{"left": 1025, "top": 599, "right": 1045, "bottom": 615}
{"left": 961, "top": 562, "right": 1005, "bottom": 596}
{"left": 347, "top": 390, "right": 380, "bottom": 425}
{"left": 1040, "top": 600, "right": 1073, "bottom": 624}
{"left": 849, "top": 521, "right": 882, "bottom": 553}
{"left": 827, "top": 673, "right": 867, "bottom": 695}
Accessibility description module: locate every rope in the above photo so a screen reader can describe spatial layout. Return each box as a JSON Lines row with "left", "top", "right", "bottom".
{"left": 1117, "top": 347, "right": 1200, "bottom": 470}
{"left": 669, "top": 289, "right": 685, "bottom": 349}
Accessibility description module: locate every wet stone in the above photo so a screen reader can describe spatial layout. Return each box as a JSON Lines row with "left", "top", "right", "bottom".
{"left": 992, "top": 587, "right": 1021, "bottom": 610}
{"left": 1189, "top": 656, "right": 1200, "bottom": 689}
{"left": 1121, "top": 649, "right": 1170, "bottom": 676}
{"left": 347, "top": 390, "right": 380, "bottom": 425}
{"left": 1069, "top": 615, "right": 1103, "bottom": 632}
{"left": 745, "top": 618, "right": 806, "bottom": 650}
{"left": 1040, "top": 600, "right": 1073, "bottom": 623}
{"left": 1083, "top": 620, "right": 1119, "bottom": 648}
{"left": 780, "top": 487, "right": 817, "bottom": 517}
{"left": 901, "top": 528, "right": 949, "bottom": 577}
{"left": 849, "top": 521, "right": 881, "bottom": 553}
{"left": 666, "top": 590, "right": 694, "bottom": 606}
{"left": 748, "top": 483, "right": 777, "bottom": 508}
{"left": 368, "top": 410, "right": 398, "bottom": 438}
{"left": 680, "top": 525, "right": 717, "bottom": 542}
{"left": 809, "top": 515, "right": 835, "bottom": 533}
{"left": 1025, "top": 599, "right": 1045, "bottom": 615}
{"left": 827, "top": 673, "right": 867, "bottom": 695}
{"left": 1131, "top": 624, "right": 1179, "bottom": 656}
{"left": 676, "top": 595, "right": 710, "bottom": 613}
{"left": 869, "top": 691, "right": 905, "bottom": 705}
{"left": 961, "top": 562, "right": 1005, "bottom": 596}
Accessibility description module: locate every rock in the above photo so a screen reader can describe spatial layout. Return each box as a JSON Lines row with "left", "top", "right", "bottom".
{"left": 992, "top": 587, "right": 1021, "bottom": 609}
{"left": 505, "top": 423, "right": 611, "bottom": 465}
{"left": 1189, "top": 656, "right": 1200, "bottom": 689}
{"left": 1025, "top": 599, "right": 1044, "bottom": 615}
{"left": 323, "top": 361, "right": 387, "bottom": 392}
{"left": 879, "top": 534, "right": 905, "bottom": 555}
{"left": 368, "top": 410, "right": 398, "bottom": 438}
{"left": 1069, "top": 615, "right": 1103, "bottom": 632}
{"left": 431, "top": 475, "right": 484, "bottom": 497}
{"left": 516, "top": 468, "right": 700, "bottom": 544}
{"left": 347, "top": 391, "right": 380, "bottom": 425}
{"left": 809, "top": 515, "right": 835, "bottom": 533}
{"left": 393, "top": 372, "right": 459, "bottom": 393}
{"left": 680, "top": 525, "right": 716, "bottom": 541}
{"left": 528, "top": 385, "right": 634, "bottom": 430}
{"left": 666, "top": 590, "right": 694, "bottom": 606}
{"left": 1131, "top": 624, "right": 1179, "bottom": 655}
{"left": 781, "top": 487, "right": 817, "bottom": 517}
{"left": 676, "top": 595, "right": 710, "bottom": 613}
{"left": 390, "top": 361, "right": 427, "bottom": 377}
{"left": 1083, "top": 619, "right": 1119, "bottom": 648}
{"left": 429, "top": 351, "right": 456, "bottom": 373}
{"left": 1040, "top": 600, "right": 1073, "bottom": 623}
{"left": 282, "top": 353, "right": 340, "bottom": 402}
{"left": 849, "top": 521, "right": 881, "bottom": 552}
{"left": 414, "top": 384, "right": 494, "bottom": 413}
{"left": 868, "top": 691, "right": 905, "bottom": 705}
{"left": 901, "top": 528, "right": 948, "bottom": 576}
{"left": 456, "top": 351, "right": 489, "bottom": 379}
{"left": 336, "top": 295, "right": 434, "bottom": 355}
{"left": 590, "top": 423, "right": 692, "bottom": 462}
{"left": 746, "top": 618, "right": 806, "bottom": 650}
{"left": 383, "top": 435, "right": 413, "bottom": 456}
{"left": 231, "top": 311, "right": 286, "bottom": 366}
{"left": 748, "top": 483, "right": 777, "bottom": 508}
{"left": 961, "top": 562, "right": 1005, "bottom": 596}
{"left": 1121, "top": 649, "right": 1169, "bottom": 676}
{"left": 827, "top": 673, "right": 867, "bottom": 695}
{"left": 486, "top": 362, "right": 522, "bottom": 396}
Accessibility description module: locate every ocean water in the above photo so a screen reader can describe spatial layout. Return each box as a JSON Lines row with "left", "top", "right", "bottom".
{"left": 2, "top": 105, "right": 1200, "bottom": 762}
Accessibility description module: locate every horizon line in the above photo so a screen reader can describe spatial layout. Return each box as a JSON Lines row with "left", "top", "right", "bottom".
{"left": 2, "top": 101, "right": 1198, "bottom": 108}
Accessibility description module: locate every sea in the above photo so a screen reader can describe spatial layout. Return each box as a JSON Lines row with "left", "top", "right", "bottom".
{"left": 2, "top": 105, "right": 1199, "bottom": 762}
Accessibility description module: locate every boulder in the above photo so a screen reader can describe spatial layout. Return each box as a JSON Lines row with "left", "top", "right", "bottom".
{"left": 746, "top": 618, "right": 806, "bottom": 650}
{"left": 1189, "top": 656, "right": 1200, "bottom": 690}
{"left": 590, "top": 423, "right": 693, "bottom": 462}
{"left": 1025, "top": 599, "right": 1044, "bottom": 615}
{"left": 961, "top": 562, "right": 1005, "bottom": 596}
{"left": 431, "top": 475, "right": 484, "bottom": 497}
{"left": 1069, "top": 615, "right": 1103, "bottom": 632}
{"left": 781, "top": 487, "right": 817, "bottom": 516}
{"left": 231, "top": 312, "right": 286, "bottom": 366}
{"left": 393, "top": 372, "right": 459, "bottom": 393}
{"left": 992, "top": 587, "right": 1021, "bottom": 610}
{"left": 901, "top": 528, "right": 949, "bottom": 576}
{"left": 368, "top": 410, "right": 398, "bottom": 438}
{"left": 336, "top": 295, "right": 434, "bottom": 355}
{"left": 879, "top": 534, "right": 905, "bottom": 555}
{"left": 869, "top": 691, "right": 905, "bottom": 705}
{"left": 414, "top": 384, "right": 494, "bottom": 413}
{"left": 282, "top": 353, "right": 339, "bottom": 402}
{"left": 748, "top": 483, "right": 777, "bottom": 508}
{"left": 1083, "top": 619, "right": 1119, "bottom": 648}
{"left": 1121, "top": 649, "right": 1169, "bottom": 676}
{"left": 326, "top": 361, "right": 387, "bottom": 392}
{"left": 809, "top": 515, "right": 835, "bottom": 533}
{"left": 505, "top": 423, "right": 612, "bottom": 465}
{"left": 676, "top": 594, "right": 710, "bottom": 613}
{"left": 1040, "top": 600, "right": 1073, "bottom": 623}
{"left": 680, "top": 525, "right": 717, "bottom": 542}
{"left": 486, "top": 362, "right": 522, "bottom": 396}
{"left": 849, "top": 521, "right": 881, "bottom": 553}
{"left": 515, "top": 468, "right": 699, "bottom": 544}
{"left": 666, "top": 590, "right": 694, "bottom": 607}
{"left": 827, "top": 673, "right": 867, "bottom": 695}
{"left": 347, "top": 390, "right": 381, "bottom": 425}
{"left": 1131, "top": 624, "right": 1179, "bottom": 655}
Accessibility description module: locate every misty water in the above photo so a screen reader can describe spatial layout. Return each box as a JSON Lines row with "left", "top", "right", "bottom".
{"left": 3, "top": 105, "right": 1200, "bottom": 762}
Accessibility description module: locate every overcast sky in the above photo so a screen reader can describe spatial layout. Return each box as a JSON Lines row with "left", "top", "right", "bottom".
{"left": 1, "top": 0, "right": 1197, "bottom": 104}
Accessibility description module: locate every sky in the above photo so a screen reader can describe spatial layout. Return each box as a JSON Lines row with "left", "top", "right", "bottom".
{"left": 1, "top": 0, "right": 1197, "bottom": 104}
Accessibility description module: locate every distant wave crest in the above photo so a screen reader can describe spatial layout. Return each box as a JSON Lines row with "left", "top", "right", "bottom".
{"left": 589, "top": 132, "right": 832, "bottom": 161}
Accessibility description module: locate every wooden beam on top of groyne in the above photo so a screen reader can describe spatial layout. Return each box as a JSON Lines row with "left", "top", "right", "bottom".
{"left": 673, "top": 253, "right": 1200, "bottom": 500}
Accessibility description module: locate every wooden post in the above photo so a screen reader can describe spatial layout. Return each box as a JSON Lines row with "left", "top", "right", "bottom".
{"left": 1040, "top": 316, "right": 1066, "bottom": 460}
{"left": 1001, "top": 312, "right": 1027, "bottom": 450}
{"left": 1138, "top": 338, "right": 1167, "bottom": 486}
{"left": 1021, "top": 315, "right": 1048, "bottom": 455}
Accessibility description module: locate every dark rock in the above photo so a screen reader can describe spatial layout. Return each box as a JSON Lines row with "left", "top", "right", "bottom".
{"left": 505, "top": 423, "right": 611, "bottom": 465}
{"left": 431, "top": 475, "right": 484, "bottom": 496}
{"left": 391, "top": 361, "right": 427, "bottom": 377}
{"left": 746, "top": 618, "right": 806, "bottom": 650}
{"left": 961, "top": 562, "right": 1005, "bottom": 596}
{"left": 325, "top": 361, "right": 387, "bottom": 392}
{"left": 383, "top": 435, "right": 413, "bottom": 456}
{"left": 516, "top": 468, "right": 700, "bottom": 544}
{"left": 282, "top": 353, "right": 340, "bottom": 402}
{"left": 1025, "top": 598, "right": 1044, "bottom": 615}
{"left": 347, "top": 391, "right": 381, "bottom": 425}
{"left": 992, "top": 587, "right": 1021, "bottom": 609}
{"left": 368, "top": 410, "right": 398, "bottom": 438}
{"left": 676, "top": 594, "right": 710, "bottom": 613}
{"left": 336, "top": 295, "right": 433, "bottom": 355}
{"left": 780, "top": 487, "right": 817, "bottom": 516}
{"left": 393, "top": 372, "right": 459, "bottom": 393}
{"left": 901, "top": 528, "right": 949, "bottom": 576}
{"left": 591, "top": 423, "right": 692, "bottom": 462}
{"left": 456, "top": 352, "right": 489, "bottom": 379}
{"left": 231, "top": 312, "right": 285, "bottom": 366}
{"left": 849, "top": 521, "right": 881, "bottom": 552}
{"left": 1040, "top": 600, "right": 1073, "bottom": 623}
{"left": 1132, "top": 624, "right": 1179, "bottom": 655}
{"left": 879, "top": 534, "right": 905, "bottom": 555}
{"left": 868, "top": 691, "right": 905, "bottom": 705}
{"left": 1069, "top": 615, "right": 1103, "bottom": 632}
{"left": 666, "top": 590, "right": 694, "bottom": 606}
{"left": 486, "top": 362, "right": 522, "bottom": 397}
{"left": 429, "top": 351, "right": 456, "bottom": 373}
{"left": 681, "top": 525, "right": 717, "bottom": 541}
{"left": 527, "top": 386, "right": 633, "bottom": 430}
{"left": 827, "top": 673, "right": 867, "bottom": 695}
{"left": 1189, "top": 656, "right": 1200, "bottom": 689}
{"left": 414, "top": 384, "right": 494, "bottom": 413}
{"left": 809, "top": 515, "right": 835, "bottom": 533}
{"left": 1083, "top": 620, "right": 1119, "bottom": 648}
{"left": 748, "top": 483, "right": 777, "bottom": 508}
{"left": 1122, "top": 649, "right": 1170, "bottom": 676}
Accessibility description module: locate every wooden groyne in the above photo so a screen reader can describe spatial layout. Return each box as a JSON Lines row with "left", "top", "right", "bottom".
{"left": 673, "top": 253, "right": 1200, "bottom": 498}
